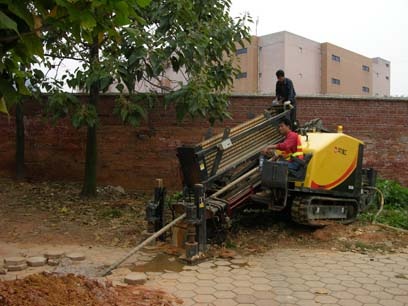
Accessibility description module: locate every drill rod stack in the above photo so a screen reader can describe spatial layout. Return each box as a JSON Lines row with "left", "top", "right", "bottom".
{"left": 177, "top": 106, "right": 289, "bottom": 203}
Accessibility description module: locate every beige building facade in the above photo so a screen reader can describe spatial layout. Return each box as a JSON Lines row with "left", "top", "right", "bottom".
{"left": 372, "top": 57, "right": 391, "bottom": 96}
{"left": 321, "top": 42, "right": 373, "bottom": 96}
{"left": 233, "top": 36, "right": 259, "bottom": 93}
{"left": 256, "top": 32, "right": 321, "bottom": 95}
{"left": 233, "top": 31, "right": 390, "bottom": 96}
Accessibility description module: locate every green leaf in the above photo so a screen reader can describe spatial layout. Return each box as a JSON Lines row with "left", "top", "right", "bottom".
{"left": 79, "top": 12, "right": 97, "bottom": 30}
{"left": 100, "top": 76, "right": 113, "bottom": 92}
{"left": 7, "top": 2, "right": 34, "bottom": 29}
{"left": 0, "top": 11, "right": 19, "bottom": 33}
{"left": 21, "top": 34, "right": 44, "bottom": 58}
{"left": 113, "top": 1, "right": 130, "bottom": 26}
{"left": 0, "top": 97, "right": 9, "bottom": 115}
{"left": 0, "top": 78, "right": 20, "bottom": 104}
{"left": 136, "top": 0, "right": 151, "bottom": 8}
{"left": 116, "top": 83, "right": 125, "bottom": 92}
{"left": 16, "top": 78, "right": 31, "bottom": 96}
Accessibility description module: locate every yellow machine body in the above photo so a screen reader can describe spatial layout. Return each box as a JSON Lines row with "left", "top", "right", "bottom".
{"left": 297, "top": 132, "right": 364, "bottom": 191}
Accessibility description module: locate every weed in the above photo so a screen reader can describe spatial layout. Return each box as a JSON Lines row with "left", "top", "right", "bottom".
{"left": 355, "top": 241, "right": 377, "bottom": 250}
{"left": 359, "top": 179, "right": 408, "bottom": 230}
{"left": 225, "top": 239, "right": 237, "bottom": 249}
{"left": 377, "top": 179, "right": 408, "bottom": 208}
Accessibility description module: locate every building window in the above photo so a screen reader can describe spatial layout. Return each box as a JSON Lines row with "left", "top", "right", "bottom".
{"left": 236, "top": 72, "right": 247, "bottom": 79}
{"left": 298, "top": 46, "right": 303, "bottom": 53}
{"left": 386, "top": 63, "right": 389, "bottom": 68}
{"left": 258, "top": 73, "right": 262, "bottom": 78}
{"left": 386, "top": 76, "right": 389, "bottom": 80}
{"left": 331, "top": 78, "right": 340, "bottom": 85}
{"left": 362, "top": 65, "right": 370, "bottom": 72}
{"left": 362, "top": 86, "right": 370, "bottom": 93}
{"left": 236, "top": 48, "right": 247, "bottom": 55}
{"left": 331, "top": 54, "right": 341, "bottom": 62}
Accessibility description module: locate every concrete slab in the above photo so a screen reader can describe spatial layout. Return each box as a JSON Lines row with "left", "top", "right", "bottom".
{"left": 66, "top": 253, "right": 86, "bottom": 261}
{"left": 6, "top": 263, "right": 27, "bottom": 271}
{"left": 44, "top": 250, "right": 64, "bottom": 259}
{"left": 27, "top": 256, "right": 47, "bottom": 267}
{"left": 124, "top": 272, "right": 147, "bottom": 285}
{"left": 4, "top": 257, "right": 26, "bottom": 266}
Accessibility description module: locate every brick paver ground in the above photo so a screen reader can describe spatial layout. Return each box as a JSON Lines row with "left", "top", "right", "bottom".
{"left": 146, "top": 249, "right": 408, "bottom": 306}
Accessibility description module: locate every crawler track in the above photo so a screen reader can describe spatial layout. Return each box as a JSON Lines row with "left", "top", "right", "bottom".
{"left": 291, "top": 195, "right": 358, "bottom": 226}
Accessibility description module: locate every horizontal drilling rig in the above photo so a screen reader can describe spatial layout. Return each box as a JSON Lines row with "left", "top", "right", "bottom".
{"left": 146, "top": 105, "right": 377, "bottom": 261}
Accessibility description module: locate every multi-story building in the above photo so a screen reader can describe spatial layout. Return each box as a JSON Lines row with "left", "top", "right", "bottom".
{"left": 371, "top": 57, "right": 391, "bottom": 96}
{"left": 233, "top": 31, "right": 390, "bottom": 96}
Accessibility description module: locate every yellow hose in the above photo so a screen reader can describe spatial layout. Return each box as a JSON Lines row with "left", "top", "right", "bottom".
{"left": 365, "top": 186, "right": 408, "bottom": 233}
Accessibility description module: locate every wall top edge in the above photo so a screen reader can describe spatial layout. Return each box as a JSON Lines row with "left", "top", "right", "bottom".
{"left": 39, "top": 92, "right": 408, "bottom": 102}
{"left": 229, "top": 93, "right": 408, "bottom": 102}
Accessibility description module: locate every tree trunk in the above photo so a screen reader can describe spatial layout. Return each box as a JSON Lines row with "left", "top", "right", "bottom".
{"left": 81, "top": 39, "right": 100, "bottom": 197}
{"left": 81, "top": 123, "right": 97, "bottom": 196}
{"left": 15, "top": 102, "right": 25, "bottom": 180}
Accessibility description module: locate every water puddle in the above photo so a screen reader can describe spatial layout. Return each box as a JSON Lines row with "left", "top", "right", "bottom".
{"left": 131, "top": 253, "right": 185, "bottom": 273}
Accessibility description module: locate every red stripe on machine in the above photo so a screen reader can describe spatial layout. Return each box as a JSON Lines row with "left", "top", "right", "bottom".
{"left": 311, "top": 157, "right": 357, "bottom": 190}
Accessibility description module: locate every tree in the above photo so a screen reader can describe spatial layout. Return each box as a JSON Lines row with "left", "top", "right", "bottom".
{"left": 116, "top": 0, "right": 251, "bottom": 124}
{"left": 10, "top": 0, "right": 250, "bottom": 196}
{"left": 0, "top": 1, "right": 52, "bottom": 178}
{"left": 42, "top": 0, "right": 153, "bottom": 196}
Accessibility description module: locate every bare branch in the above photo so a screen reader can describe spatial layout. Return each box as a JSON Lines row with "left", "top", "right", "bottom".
{"left": 44, "top": 54, "right": 83, "bottom": 61}
{"left": 142, "top": 76, "right": 173, "bottom": 92}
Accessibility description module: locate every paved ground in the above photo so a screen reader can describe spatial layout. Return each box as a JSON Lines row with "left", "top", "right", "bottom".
{"left": 145, "top": 249, "right": 408, "bottom": 306}
{"left": 1, "top": 243, "right": 407, "bottom": 305}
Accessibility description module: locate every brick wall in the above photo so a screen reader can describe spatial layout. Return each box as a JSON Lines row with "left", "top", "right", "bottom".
{"left": 1, "top": 95, "right": 407, "bottom": 191}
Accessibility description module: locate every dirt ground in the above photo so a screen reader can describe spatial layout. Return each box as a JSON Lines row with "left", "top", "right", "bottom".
{"left": 0, "top": 272, "right": 182, "bottom": 306}
{"left": 0, "top": 178, "right": 147, "bottom": 248}
{"left": 1, "top": 178, "right": 408, "bottom": 305}
{"left": 1, "top": 177, "right": 407, "bottom": 254}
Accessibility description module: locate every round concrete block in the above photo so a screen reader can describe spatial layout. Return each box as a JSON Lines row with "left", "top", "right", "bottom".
{"left": 4, "top": 257, "right": 26, "bottom": 266}
{"left": 6, "top": 263, "right": 27, "bottom": 272}
{"left": 27, "top": 256, "right": 47, "bottom": 267}
{"left": 44, "top": 250, "right": 64, "bottom": 259}
{"left": 47, "top": 259, "right": 59, "bottom": 266}
{"left": 66, "top": 253, "right": 86, "bottom": 261}
{"left": 124, "top": 272, "right": 147, "bottom": 285}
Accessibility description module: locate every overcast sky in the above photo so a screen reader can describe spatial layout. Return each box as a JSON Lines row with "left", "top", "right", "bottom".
{"left": 230, "top": 0, "right": 408, "bottom": 96}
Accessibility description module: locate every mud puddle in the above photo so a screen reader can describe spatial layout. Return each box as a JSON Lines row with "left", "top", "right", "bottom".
{"left": 132, "top": 253, "right": 184, "bottom": 272}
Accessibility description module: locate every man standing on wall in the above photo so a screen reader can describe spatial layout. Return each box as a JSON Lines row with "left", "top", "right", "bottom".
{"left": 275, "top": 69, "right": 297, "bottom": 124}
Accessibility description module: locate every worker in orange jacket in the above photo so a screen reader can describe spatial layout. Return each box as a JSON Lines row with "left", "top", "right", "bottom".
{"left": 261, "top": 117, "right": 303, "bottom": 172}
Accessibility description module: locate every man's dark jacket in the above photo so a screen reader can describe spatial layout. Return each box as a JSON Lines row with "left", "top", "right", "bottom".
{"left": 275, "top": 78, "right": 296, "bottom": 104}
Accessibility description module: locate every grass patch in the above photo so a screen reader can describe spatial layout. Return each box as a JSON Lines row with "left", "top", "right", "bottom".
{"left": 359, "top": 179, "right": 408, "bottom": 230}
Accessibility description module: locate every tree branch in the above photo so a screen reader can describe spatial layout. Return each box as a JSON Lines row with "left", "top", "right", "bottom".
{"left": 142, "top": 76, "right": 173, "bottom": 92}
{"left": 44, "top": 54, "right": 83, "bottom": 61}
